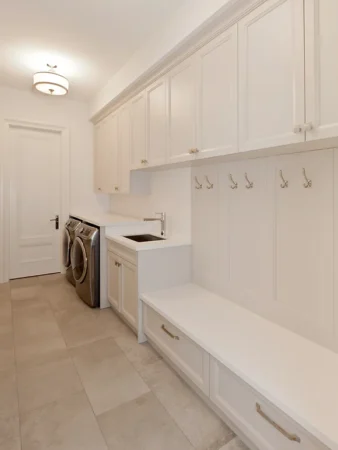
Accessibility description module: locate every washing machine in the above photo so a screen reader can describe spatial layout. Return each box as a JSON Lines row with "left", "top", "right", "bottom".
{"left": 63, "top": 218, "right": 82, "bottom": 286}
{"left": 71, "top": 223, "right": 100, "bottom": 307}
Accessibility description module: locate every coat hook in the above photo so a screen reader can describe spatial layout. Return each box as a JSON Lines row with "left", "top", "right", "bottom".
{"left": 194, "top": 176, "right": 203, "bottom": 190}
{"left": 279, "top": 170, "right": 288, "bottom": 188}
{"left": 228, "top": 173, "right": 238, "bottom": 190}
{"left": 205, "top": 175, "right": 214, "bottom": 189}
{"left": 302, "top": 168, "right": 312, "bottom": 188}
{"left": 244, "top": 172, "right": 254, "bottom": 189}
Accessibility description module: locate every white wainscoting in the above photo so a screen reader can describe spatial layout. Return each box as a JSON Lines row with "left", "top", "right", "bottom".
{"left": 192, "top": 148, "right": 337, "bottom": 353}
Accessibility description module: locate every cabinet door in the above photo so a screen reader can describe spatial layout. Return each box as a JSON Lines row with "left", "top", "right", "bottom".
{"left": 197, "top": 25, "right": 238, "bottom": 158}
{"left": 273, "top": 150, "right": 334, "bottom": 346}
{"left": 168, "top": 56, "right": 197, "bottom": 163}
{"left": 94, "top": 113, "right": 118, "bottom": 194}
{"left": 107, "top": 251, "right": 121, "bottom": 311}
{"left": 117, "top": 104, "right": 131, "bottom": 194}
{"left": 238, "top": 0, "right": 305, "bottom": 152}
{"left": 130, "top": 92, "right": 147, "bottom": 170}
{"left": 305, "top": 0, "right": 338, "bottom": 140}
{"left": 121, "top": 259, "right": 138, "bottom": 330}
{"left": 146, "top": 78, "right": 167, "bottom": 167}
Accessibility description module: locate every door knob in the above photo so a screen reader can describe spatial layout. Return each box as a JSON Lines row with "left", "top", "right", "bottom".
{"left": 50, "top": 215, "right": 59, "bottom": 230}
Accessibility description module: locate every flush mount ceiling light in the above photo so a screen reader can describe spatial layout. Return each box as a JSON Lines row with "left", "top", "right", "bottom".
{"left": 33, "top": 64, "right": 69, "bottom": 96}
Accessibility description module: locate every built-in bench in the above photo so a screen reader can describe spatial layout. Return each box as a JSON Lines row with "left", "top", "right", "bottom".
{"left": 139, "top": 284, "right": 338, "bottom": 450}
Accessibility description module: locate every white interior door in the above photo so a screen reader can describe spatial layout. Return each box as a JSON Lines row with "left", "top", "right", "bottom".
{"left": 9, "top": 126, "right": 62, "bottom": 279}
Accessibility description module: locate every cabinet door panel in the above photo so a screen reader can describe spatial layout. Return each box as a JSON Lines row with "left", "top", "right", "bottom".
{"left": 305, "top": 0, "right": 338, "bottom": 140}
{"left": 197, "top": 25, "right": 238, "bottom": 158}
{"left": 107, "top": 252, "right": 121, "bottom": 311}
{"left": 274, "top": 150, "right": 334, "bottom": 345}
{"left": 118, "top": 105, "right": 131, "bottom": 194}
{"left": 130, "top": 92, "right": 147, "bottom": 170}
{"left": 219, "top": 159, "right": 274, "bottom": 309}
{"left": 238, "top": 0, "right": 305, "bottom": 151}
{"left": 146, "top": 78, "right": 167, "bottom": 167}
{"left": 121, "top": 260, "right": 138, "bottom": 330}
{"left": 168, "top": 57, "right": 197, "bottom": 163}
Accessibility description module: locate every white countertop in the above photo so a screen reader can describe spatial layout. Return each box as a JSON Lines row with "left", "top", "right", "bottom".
{"left": 106, "top": 232, "right": 191, "bottom": 251}
{"left": 141, "top": 283, "right": 338, "bottom": 450}
{"left": 70, "top": 211, "right": 143, "bottom": 227}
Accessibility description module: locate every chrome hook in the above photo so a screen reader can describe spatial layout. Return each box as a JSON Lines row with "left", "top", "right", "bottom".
{"left": 205, "top": 176, "right": 214, "bottom": 190}
{"left": 279, "top": 170, "right": 288, "bottom": 188}
{"left": 244, "top": 172, "right": 254, "bottom": 189}
{"left": 228, "top": 173, "right": 238, "bottom": 190}
{"left": 302, "top": 168, "right": 312, "bottom": 188}
{"left": 194, "top": 176, "right": 203, "bottom": 190}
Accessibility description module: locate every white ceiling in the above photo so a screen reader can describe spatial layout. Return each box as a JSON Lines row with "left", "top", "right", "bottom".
{"left": 0, "top": 0, "right": 185, "bottom": 101}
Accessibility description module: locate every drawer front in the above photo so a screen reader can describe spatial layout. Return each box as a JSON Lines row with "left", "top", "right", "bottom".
{"left": 143, "top": 305, "right": 209, "bottom": 395}
{"left": 210, "top": 358, "right": 327, "bottom": 450}
{"left": 107, "top": 240, "right": 137, "bottom": 265}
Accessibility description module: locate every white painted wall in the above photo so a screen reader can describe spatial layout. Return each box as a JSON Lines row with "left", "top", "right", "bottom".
{"left": 90, "top": 0, "right": 235, "bottom": 117}
{"left": 110, "top": 167, "right": 192, "bottom": 240}
{"left": 0, "top": 86, "right": 109, "bottom": 213}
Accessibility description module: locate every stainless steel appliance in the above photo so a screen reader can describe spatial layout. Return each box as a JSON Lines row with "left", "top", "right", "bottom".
{"left": 63, "top": 218, "right": 82, "bottom": 286}
{"left": 71, "top": 223, "right": 100, "bottom": 307}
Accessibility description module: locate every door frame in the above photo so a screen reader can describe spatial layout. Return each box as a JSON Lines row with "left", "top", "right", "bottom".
{"left": 0, "top": 119, "right": 70, "bottom": 283}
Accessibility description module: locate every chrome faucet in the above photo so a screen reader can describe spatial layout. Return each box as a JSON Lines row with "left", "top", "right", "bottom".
{"left": 143, "top": 212, "right": 166, "bottom": 236}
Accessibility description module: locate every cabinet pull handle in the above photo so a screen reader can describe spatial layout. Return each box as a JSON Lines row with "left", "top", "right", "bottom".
{"left": 302, "top": 168, "right": 312, "bottom": 188}
{"left": 141, "top": 159, "right": 148, "bottom": 164}
{"left": 114, "top": 186, "right": 119, "bottom": 192}
{"left": 293, "top": 125, "right": 303, "bottom": 134}
{"left": 205, "top": 176, "right": 214, "bottom": 189}
{"left": 194, "top": 176, "right": 203, "bottom": 190}
{"left": 115, "top": 261, "right": 121, "bottom": 267}
{"left": 256, "top": 403, "right": 301, "bottom": 443}
{"left": 279, "top": 170, "right": 288, "bottom": 188}
{"left": 161, "top": 324, "right": 179, "bottom": 340}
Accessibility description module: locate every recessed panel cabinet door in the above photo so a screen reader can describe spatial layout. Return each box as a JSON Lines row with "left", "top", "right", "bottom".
{"left": 130, "top": 92, "right": 147, "bottom": 170}
{"left": 121, "top": 260, "right": 138, "bottom": 330}
{"left": 197, "top": 25, "right": 238, "bottom": 158}
{"left": 238, "top": 0, "right": 305, "bottom": 151}
{"left": 218, "top": 159, "right": 274, "bottom": 309}
{"left": 117, "top": 105, "right": 131, "bottom": 194}
{"left": 107, "top": 252, "right": 121, "bottom": 311}
{"left": 274, "top": 150, "right": 334, "bottom": 346}
{"left": 146, "top": 78, "right": 167, "bottom": 167}
{"left": 305, "top": 0, "right": 338, "bottom": 140}
{"left": 168, "top": 56, "right": 197, "bottom": 163}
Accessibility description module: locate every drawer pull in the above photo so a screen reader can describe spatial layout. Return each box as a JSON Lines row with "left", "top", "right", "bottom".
{"left": 161, "top": 324, "right": 179, "bottom": 340}
{"left": 256, "top": 403, "right": 301, "bottom": 443}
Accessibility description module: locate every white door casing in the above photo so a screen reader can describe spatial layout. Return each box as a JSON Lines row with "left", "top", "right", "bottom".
{"left": 1, "top": 121, "right": 69, "bottom": 282}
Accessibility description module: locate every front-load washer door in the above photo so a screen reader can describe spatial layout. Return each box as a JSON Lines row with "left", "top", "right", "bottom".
{"left": 62, "top": 228, "right": 71, "bottom": 268}
{"left": 71, "top": 237, "right": 88, "bottom": 284}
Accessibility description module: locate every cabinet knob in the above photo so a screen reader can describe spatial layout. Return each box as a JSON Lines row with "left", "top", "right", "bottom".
{"left": 141, "top": 159, "right": 148, "bottom": 164}
{"left": 189, "top": 148, "right": 199, "bottom": 154}
{"left": 98, "top": 187, "right": 101, "bottom": 191}
{"left": 293, "top": 125, "right": 303, "bottom": 134}
{"left": 114, "top": 186, "right": 119, "bottom": 192}
{"left": 303, "top": 122, "right": 314, "bottom": 132}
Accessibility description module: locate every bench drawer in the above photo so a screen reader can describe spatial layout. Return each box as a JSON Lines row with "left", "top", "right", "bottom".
{"left": 143, "top": 305, "right": 209, "bottom": 395}
{"left": 210, "top": 358, "right": 328, "bottom": 450}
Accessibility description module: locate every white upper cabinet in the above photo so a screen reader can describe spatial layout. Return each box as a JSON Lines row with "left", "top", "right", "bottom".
{"left": 146, "top": 78, "right": 167, "bottom": 167}
{"left": 168, "top": 56, "right": 198, "bottom": 163}
{"left": 197, "top": 25, "right": 238, "bottom": 158}
{"left": 305, "top": 0, "right": 338, "bottom": 141}
{"left": 94, "top": 112, "right": 118, "bottom": 194}
{"left": 130, "top": 92, "right": 147, "bottom": 170}
{"left": 238, "top": 0, "right": 305, "bottom": 152}
{"left": 117, "top": 104, "right": 131, "bottom": 194}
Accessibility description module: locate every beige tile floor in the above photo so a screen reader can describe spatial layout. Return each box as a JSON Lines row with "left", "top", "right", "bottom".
{"left": 0, "top": 274, "right": 250, "bottom": 450}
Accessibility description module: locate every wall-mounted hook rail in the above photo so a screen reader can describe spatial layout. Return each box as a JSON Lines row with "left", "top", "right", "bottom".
{"left": 205, "top": 176, "right": 214, "bottom": 189}
{"left": 228, "top": 173, "right": 238, "bottom": 190}
{"left": 244, "top": 172, "right": 254, "bottom": 189}
{"left": 302, "top": 168, "right": 312, "bottom": 188}
{"left": 279, "top": 170, "right": 288, "bottom": 188}
{"left": 194, "top": 176, "right": 203, "bottom": 190}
